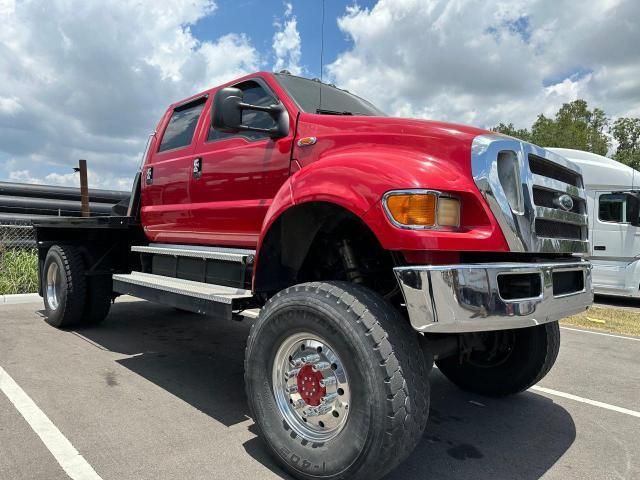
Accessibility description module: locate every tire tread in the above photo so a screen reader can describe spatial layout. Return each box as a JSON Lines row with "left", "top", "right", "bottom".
{"left": 44, "top": 245, "right": 86, "bottom": 328}
{"left": 245, "top": 281, "right": 429, "bottom": 480}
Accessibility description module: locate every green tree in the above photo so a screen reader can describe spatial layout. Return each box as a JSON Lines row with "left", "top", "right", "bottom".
{"left": 492, "top": 122, "right": 532, "bottom": 142}
{"left": 531, "top": 100, "right": 610, "bottom": 155}
{"left": 612, "top": 117, "right": 640, "bottom": 169}
{"left": 529, "top": 114, "right": 557, "bottom": 149}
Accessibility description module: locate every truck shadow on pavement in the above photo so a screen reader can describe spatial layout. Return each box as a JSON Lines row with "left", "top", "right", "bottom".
{"left": 77, "top": 300, "right": 576, "bottom": 480}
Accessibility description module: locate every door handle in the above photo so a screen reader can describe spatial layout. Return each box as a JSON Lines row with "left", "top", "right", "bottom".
{"left": 145, "top": 166, "right": 153, "bottom": 185}
{"left": 193, "top": 157, "right": 202, "bottom": 179}
{"left": 594, "top": 246, "right": 606, "bottom": 251}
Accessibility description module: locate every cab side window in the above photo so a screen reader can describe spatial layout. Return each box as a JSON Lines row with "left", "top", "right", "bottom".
{"left": 208, "top": 81, "right": 277, "bottom": 142}
{"left": 599, "top": 194, "right": 628, "bottom": 223}
{"left": 158, "top": 98, "right": 206, "bottom": 152}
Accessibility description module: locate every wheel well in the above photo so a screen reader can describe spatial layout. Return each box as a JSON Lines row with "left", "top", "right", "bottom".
{"left": 254, "top": 202, "right": 400, "bottom": 299}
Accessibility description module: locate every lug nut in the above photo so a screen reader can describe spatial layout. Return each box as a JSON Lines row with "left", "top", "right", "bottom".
{"left": 318, "top": 377, "right": 336, "bottom": 388}
{"left": 311, "top": 361, "right": 331, "bottom": 372}
{"left": 304, "top": 403, "right": 332, "bottom": 417}
{"left": 292, "top": 354, "right": 322, "bottom": 367}
{"left": 286, "top": 384, "right": 298, "bottom": 394}
{"left": 301, "top": 354, "right": 321, "bottom": 364}
{"left": 285, "top": 368, "right": 300, "bottom": 379}
{"left": 321, "top": 393, "right": 338, "bottom": 404}
{"left": 293, "top": 399, "right": 306, "bottom": 409}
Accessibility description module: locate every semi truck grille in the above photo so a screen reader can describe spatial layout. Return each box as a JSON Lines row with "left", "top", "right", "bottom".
{"left": 472, "top": 135, "right": 589, "bottom": 254}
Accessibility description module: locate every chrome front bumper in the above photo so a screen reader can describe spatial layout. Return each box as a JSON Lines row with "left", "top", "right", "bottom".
{"left": 394, "top": 262, "right": 593, "bottom": 333}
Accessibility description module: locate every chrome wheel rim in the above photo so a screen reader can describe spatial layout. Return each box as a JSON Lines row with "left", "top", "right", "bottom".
{"left": 46, "top": 262, "right": 61, "bottom": 310}
{"left": 272, "top": 332, "right": 351, "bottom": 442}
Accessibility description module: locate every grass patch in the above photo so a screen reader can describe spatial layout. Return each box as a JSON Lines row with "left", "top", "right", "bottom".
{"left": 0, "top": 249, "right": 38, "bottom": 295}
{"left": 562, "top": 306, "right": 640, "bottom": 337}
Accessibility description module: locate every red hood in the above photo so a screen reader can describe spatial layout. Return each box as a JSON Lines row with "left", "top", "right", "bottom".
{"left": 294, "top": 113, "right": 493, "bottom": 179}
{"left": 296, "top": 113, "right": 491, "bottom": 143}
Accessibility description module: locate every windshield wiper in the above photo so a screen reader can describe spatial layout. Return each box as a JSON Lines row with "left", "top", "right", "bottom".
{"left": 316, "top": 108, "right": 354, "bottom": 116}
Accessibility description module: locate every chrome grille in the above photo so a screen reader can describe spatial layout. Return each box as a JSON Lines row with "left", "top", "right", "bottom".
{"left": 472, "top": 135, "right": 588, "bottom": 255}
{"left": 534, "top": 219, "right": 583, "bottom": 240}
{"left": 529, "top": 154, "right": 582, "bottom": 187}
{"left": 529, "top": 153, "right": 588, "bottom": 244}
{"left": 532, "top": 187, "right": 585, "bottom": 214}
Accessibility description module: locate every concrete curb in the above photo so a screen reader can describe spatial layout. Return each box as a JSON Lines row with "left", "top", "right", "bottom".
{"left": 0, "top": 293, "right": 41, "bottom": 305}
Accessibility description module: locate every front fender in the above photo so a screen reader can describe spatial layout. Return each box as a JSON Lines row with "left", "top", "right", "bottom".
{"left": 255, "top": 146, "right": 509, "bottom": 281}
{"left": 257, "top": 148, "right": 441, "bottom": 254}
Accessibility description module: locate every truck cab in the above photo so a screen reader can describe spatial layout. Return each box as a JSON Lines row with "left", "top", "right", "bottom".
{"left": 34, "top": 71, "right": 593, "bottom": 480}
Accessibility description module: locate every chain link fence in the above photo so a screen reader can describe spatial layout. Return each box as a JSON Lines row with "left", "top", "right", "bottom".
{"left": 1, "top": 222, "right": 36, "bottom": 248}
{"left": 0, "top": 220, "right": 38, "bottom": 295}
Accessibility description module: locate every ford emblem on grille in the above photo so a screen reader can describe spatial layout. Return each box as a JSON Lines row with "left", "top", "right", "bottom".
{"left": 556, "top": 194, "right": 574, "bottom": 211}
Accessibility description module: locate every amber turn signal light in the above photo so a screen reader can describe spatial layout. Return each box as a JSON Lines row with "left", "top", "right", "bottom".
{"left": 385, "top": 193, "right": 437, "bottom": 226}
{"left": 384, "top": 191, "right": 460, "bottom": 228}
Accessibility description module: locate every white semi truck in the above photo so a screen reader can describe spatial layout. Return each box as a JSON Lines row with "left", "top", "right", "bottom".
{"left": 548, "top": 148, "right": 640, "bottom": 298}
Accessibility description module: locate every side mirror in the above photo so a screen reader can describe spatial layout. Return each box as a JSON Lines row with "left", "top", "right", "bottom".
{"left": 211, "top": 87, "right": 289, "bottom": 139}
{"left": 212, "top": 87, "right": 243, "bottom": 133}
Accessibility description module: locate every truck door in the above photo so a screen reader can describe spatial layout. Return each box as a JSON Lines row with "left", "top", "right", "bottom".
{"left": 141, "top": 96, "right": 207, "bottom": 243}
{"left": 591, "top": 192, "right": 640, "bottom": 293}
{"left": 188, "top": 79, "right": 292, "bottom": 248}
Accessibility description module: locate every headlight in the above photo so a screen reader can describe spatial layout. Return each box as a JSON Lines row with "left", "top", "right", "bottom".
{"left": 383, "top": 190, "right": 460, "bottom": 229}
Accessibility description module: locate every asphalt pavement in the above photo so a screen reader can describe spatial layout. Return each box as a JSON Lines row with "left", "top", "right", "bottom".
{"left": 1, "top": 298, "right": 639, "bottom": 480}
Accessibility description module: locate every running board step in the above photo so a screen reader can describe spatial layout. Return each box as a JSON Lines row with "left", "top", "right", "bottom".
{"left": 131, "top": 243, "right": 255, "bottom": 264}
{"left": 113, "top": 271, "right": 255, "bottom": 319}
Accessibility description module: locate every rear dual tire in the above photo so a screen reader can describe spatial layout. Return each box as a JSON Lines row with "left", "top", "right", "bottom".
{"left": 245, "top": 281, "right": 430, "bottom": 480}
{"left": 43, "top": 244, "right": 111, "bottom": 328}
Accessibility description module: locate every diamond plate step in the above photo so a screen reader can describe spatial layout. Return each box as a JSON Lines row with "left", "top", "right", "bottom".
{"left": 131, "top": 243, "right": 255, "bottom": 263}
{"left": 113, "top": 271, "right": 255, "bottom": 318}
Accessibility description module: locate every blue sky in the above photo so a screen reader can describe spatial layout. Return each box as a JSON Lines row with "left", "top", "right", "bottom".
{"left": 191, "top": 0, "right": 377, "bottom": 80}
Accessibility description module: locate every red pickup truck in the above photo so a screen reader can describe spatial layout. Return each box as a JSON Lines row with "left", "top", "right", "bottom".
{"left": 34, "top": 71, "right": 593, "bottom": 480}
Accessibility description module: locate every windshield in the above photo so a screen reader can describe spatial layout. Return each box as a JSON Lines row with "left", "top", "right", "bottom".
{"left": 274, "top": 73, "right": 385, "bottom": 117}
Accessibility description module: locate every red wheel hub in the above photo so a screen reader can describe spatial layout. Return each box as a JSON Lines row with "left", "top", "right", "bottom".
{"left": 296, "top": 364, "right": 326, "bottom": 406}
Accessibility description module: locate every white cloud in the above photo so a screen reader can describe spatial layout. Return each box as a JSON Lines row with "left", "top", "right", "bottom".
{"left": 0, "top": 97, "right": 22, "bottom": 114}
{"left": 0, "top": 0, "right": 15, "bottom": 16}
{"left": 0, "top": 0, "right": 259, "bottom": 189}
{"left": 328, "top": 0, "right": 640, "bottom": 129}
{"left": 272, "top": 3, "right": 302, "bottom": 75}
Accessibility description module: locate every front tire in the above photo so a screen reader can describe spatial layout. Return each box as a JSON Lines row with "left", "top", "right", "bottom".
{"left": 245, "top": 282, "right": 429, "bottom": 480}
{"left": 435, "top": 322, "right": 560, "bottom": 397}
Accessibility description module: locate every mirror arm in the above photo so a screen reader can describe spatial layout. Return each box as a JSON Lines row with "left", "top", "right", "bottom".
{"left": 237, "top": 102, "right": 283, "bottom": 115}
{"left": 237, "top": 125, "right": 275, "bottom": 134}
